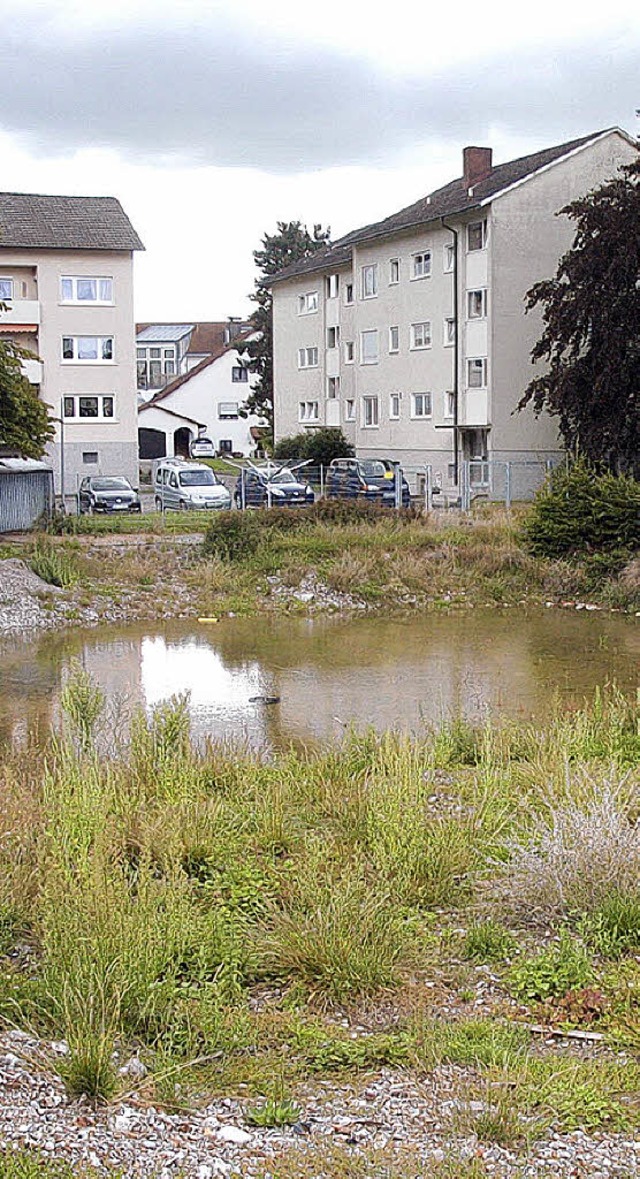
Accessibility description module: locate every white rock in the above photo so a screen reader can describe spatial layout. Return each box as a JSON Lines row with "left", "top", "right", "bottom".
{"left": 118, "top": 1054, "right": 147, "bottom": 1080}
{"left": 216, "top": 1125, "right": 252, "bottom": 1145}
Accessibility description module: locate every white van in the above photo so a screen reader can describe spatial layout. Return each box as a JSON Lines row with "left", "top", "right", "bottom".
{"left": 154, "top": 459, "right": 231, "bottom": 511}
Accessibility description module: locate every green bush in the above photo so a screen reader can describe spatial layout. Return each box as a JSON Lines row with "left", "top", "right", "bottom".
{"left": 273, "top": 427, "right": 354, "bottom": 465}
{"left": 202, "top": 510, "right": 261, "bottom": 561}
{"left": 523, "top": 461, "right": 640, "bottom": 558}
{"left": 581, "top": 893, "right": 640, "bottom": 959}
{"left": 509, "top": 931, "right": 592, "bottom": 1003}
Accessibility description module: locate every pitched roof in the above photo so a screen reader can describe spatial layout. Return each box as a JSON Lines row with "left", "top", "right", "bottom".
{"left": 270, "top": 128, "right": 632, "bottom": 284}
{"left": 136, "top": 324, "right": 194, "bottom": 343}
{"left": 0, "top": 193, "right": 144, "bottom": 251}
{"left": 138, "top": 332, "right": 252, "bottom": 411}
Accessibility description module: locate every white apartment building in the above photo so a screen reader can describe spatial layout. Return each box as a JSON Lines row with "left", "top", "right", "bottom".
{"left": 0, "top": 192, "right": 143, "bottom": 496}
{"left": 271, "top": 128, "right": 638, "bottom": 491}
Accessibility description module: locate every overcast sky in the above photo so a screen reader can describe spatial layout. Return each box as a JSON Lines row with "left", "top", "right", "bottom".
{"left": 2, "top": 0, "right": 639, "bottom": 321}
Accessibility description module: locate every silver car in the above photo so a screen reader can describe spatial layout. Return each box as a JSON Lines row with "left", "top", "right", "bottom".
{"left": 154, "top": 459, "right": 231, "bottom": 511}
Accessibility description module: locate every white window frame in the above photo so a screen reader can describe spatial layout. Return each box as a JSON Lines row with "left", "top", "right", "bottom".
{"left": 218, "top": 402, "right": 239, "bottom": 419}
{"left": 443, "top": 243, "right": 455, "bottom": 273}
{"left": 298, "top": 400, "right": 319, "bottom": 422}
{"left": 60, "top": 276, "right": 113, "bottom": 305}
{"left": 344, "top": 340, "right": 355, "bottom": 364}
{"left": 467, "top": 220, "right": 488, "bottom": 252}
{"left": 344, "top": 399, "right": 356, "bottom": 422}
{"left": 0, "top": 277, "right": 14, "bottom": 301}
{"left": 410, "top": 321, "right": 431, "bottom": 350}
{"left": 360, "top": 329, "right": 379, "bottom": 365}
{"left": 389, "top": 326, "right": 399, "bottom": 353}
{"left": 62, "top": 336, "right": 114, "bottom": 363}
{"left": 326, "top": 274, "right": 339, "bottom": 299}
{"left": 327, "top": 325, "right": 340, "bottom": 349}
{"left": 327, "top": 376, "right": 340, "bottom": 400}
{"left": 344, "top": 282, "right": 354, "bottom": 306}
{"left": 411, "top": 392, "right": 432, "bottom": 419}
{"left": 467, "top": 289, "right": 488, "bottom": 319}
{"left": 62, "top": 394, "right": 116, "bottom": 421}
{"left": 467, "top": 358, "right": 488, "bottom": 388}
{"left": 298, "top": 346, "right": 319, "bottom": 369}
{"left": 389, "top": 258, "right": 400, "bottom": 284}
{"left": 361, "top": 264, "right": 378, "bottom": 299}
{"left": 444, "top": 318, "right": 455, "bottom": 347}
{"left": 411, "top": 251, "right": 432, "bottom": 280}
{"left": 444, "top": 390, "right": 455, "bottom": 418}
{"left": 389, "top": 392, "right": 401, "bottom": 420}
{"left": 362, "top": 395, "right": 379, "bottom": 428}
{"left": 297, "top": 291, "right": 319, "bottom": 315}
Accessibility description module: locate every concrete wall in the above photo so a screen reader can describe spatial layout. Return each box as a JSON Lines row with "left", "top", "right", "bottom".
{"left": 489, "top": 130, "right": 639, "bottom": 459}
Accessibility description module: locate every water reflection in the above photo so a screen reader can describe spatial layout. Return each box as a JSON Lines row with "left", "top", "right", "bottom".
{"left": 0, "top": 610, "right": 637, "bottom": 749}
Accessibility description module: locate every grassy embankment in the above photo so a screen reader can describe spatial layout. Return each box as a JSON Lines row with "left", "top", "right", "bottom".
{"left": 3, "top": 501, "right": 639, "bottom": 622}
{"left": 0, "top": 679, "right": 640, "bottom": 1176}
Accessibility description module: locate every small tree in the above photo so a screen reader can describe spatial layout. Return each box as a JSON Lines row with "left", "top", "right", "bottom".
{"left": 240, "top": 221, "right": 330, "bottom": 428}
{"left": 519, "top": 158, "right": 640, "bottom": 475}
{"left": 0, "top": 337, "right": 53, "bottom": 459}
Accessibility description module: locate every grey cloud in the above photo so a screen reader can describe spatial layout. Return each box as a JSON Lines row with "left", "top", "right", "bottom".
{"left": 1, "top": 14, "right": 638, "bottom": 172}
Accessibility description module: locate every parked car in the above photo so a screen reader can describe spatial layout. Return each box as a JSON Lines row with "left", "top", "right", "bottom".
{"left": 154, "top": 459, "right": 231, "bottom": 511}
{"left": 326, "top": 458, "right": 410, "bottom": 507}
{"left": 78, "top": 476, "right": 141, "bottom": 514}
{"left": 234, "top": 466, "right": 315, "bottom": 508}
{"left": 189, "top": 435, "right": 216, "bottom": 459}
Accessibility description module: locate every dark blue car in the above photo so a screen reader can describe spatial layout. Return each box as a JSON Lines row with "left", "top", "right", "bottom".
{"left": 326, "top": 458, "right": 410, "bottom": 507}
{"left": 234, "top": 467, "right": 315, "bottom": 508}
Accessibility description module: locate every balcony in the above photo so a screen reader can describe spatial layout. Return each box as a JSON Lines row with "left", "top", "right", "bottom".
{"left": 461, "top": 389, "right": 489, "bottom": 426}
{"left": 0, "top": 299, "right": 41, "bottom": 326}
{"left": 21, "top": 358, "right": 43, "bottom": 384}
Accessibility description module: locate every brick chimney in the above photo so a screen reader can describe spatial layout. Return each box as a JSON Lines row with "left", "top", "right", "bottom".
{"left": 463, "top": 146, "right": 493, "bottom": 189}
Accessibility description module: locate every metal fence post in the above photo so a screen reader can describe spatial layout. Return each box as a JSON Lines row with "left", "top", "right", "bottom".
{"left": 320, "top": 464, "right": 325, "bottom": 500}
{"left": 425, "top": 465, "right": 433, "bottom": 513}
{"left": 241, "top": 468, "right": 246, "bottom": 510}
{"left": 505, "top": 462, "right": 511, "bottom": 512}
{"left": 394, "top": 463, "right": 402, "bottom": 510}
{"left": 461, "top": 460, "right": 470, "bottom": 511}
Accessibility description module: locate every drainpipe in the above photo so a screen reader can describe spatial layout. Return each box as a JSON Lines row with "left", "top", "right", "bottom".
{"left": 441, "top": 220, "right": 459, "bottom": 486}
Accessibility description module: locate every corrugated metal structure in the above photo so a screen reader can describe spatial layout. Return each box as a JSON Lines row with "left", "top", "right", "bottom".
{"left": 0, "top": 458, "right": 54, "bottom": 532}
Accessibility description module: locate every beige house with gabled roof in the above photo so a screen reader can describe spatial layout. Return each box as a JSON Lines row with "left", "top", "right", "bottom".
{"left": 271, "top": 127, "right": 638, "bottom": 492}
{"left": 0, "top": 192, "right": 143, "bottom": 497}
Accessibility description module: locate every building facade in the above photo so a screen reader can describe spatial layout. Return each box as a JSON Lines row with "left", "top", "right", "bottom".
{"left": 136, "top": 319, "right": 252, "bottom": 394}
{"left": 0, "top": 193, "right": 143, "bottom": 496}
{"left": 138, "top": 334, "right": 267, "bottom": 459}
{"left": 271, "top": 128, "right": 638, "bottom": 491}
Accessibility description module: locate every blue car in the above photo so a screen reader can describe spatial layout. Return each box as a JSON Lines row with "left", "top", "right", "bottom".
{"left": 234, "top": 467, "right": 315, "bottom": 508}
{"left": 326, "top": 458, "right": 410, "bottom": 507}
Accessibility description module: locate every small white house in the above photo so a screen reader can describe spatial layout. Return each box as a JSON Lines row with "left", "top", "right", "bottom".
{"left": 138, "top": 335, "right": 266, "bottom": 459}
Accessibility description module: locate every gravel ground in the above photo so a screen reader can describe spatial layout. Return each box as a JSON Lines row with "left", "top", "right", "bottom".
{"left": 0, "top": 558, "right": 63, "bottom": 634}
{"left": 1, "top": 1029, "right": 640, "bottom": 1177}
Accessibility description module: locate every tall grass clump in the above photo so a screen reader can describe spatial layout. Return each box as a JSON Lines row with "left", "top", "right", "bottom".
{"left": 59, "top": 664, "right": 105, "bottom": 752}
{"left": 261, "top": 863, "right": 410, "bottom": 1000}
{"left": 488, "top": 784, "right": 640, "bottom": 924}
{"left": 30, "top": 541, "right": 78, "bottom": 587}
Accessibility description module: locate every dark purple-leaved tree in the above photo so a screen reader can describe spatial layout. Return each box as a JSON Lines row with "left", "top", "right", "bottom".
{"left": 239, "top": 221, "right": 330, "bottom": 430}
{"left": 519, "top": 157, "right": 640, "bottom": 475}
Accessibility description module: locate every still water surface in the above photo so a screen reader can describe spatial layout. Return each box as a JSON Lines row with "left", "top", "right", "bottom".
{"left": 0, "top": 610, "right": 637, "bottom": 749}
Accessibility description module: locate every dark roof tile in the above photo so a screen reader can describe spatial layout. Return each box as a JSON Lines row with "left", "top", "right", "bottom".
{"left": 0, "top": 193, "right": 143, "bottom": 251}
{"left": 271, "top": 129, "right": 625, "bottom": 284}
